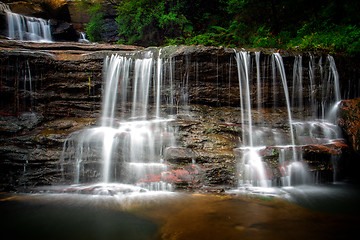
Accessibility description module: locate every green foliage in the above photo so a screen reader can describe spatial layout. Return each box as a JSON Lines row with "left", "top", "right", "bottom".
{"left": 251, "top": 26, "right": 279, "bottom": 48}
{"left": 116, "top": 0, "right": 190, "bottom": 45}
{"left": 85, "top": 7, "right": 104, "bottom": 42}
{"left": 223, "top": 0, "right": 249, "bottom": 15}
{"left": 73, "top": 0, "right": 360, "bottom": 55}
{"left": 75, "top": 0, "right": 105, "bottom": 42}
{"left": 287, "top": 24, "right": 360, "bottom": 55}
{"left": 165, "top": 34, "right": 217, "bottom": 46}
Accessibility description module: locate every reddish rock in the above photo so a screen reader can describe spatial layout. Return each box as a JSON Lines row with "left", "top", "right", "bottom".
{"left": 338, "top": 98, "right": 360, "bottom": 154}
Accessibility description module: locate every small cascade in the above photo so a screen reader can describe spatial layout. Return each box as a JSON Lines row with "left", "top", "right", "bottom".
{"left": 2, "top": 3, "right": 52, "bottom": 42}
{"left": 61, "top": 50, "right": 178, "bottom": 191}
{"left": 78, "top": 32, "right": 89, "bottom": 43}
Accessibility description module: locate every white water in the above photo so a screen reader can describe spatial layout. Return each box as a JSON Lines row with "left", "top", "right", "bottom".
{"left": 78, "top": 32, "right": 89, "bottom": 43}
{"left": 273, "top": 53, "right": 297, "bottom": 161}
{"left": 61, "top": 51, "right": 176, "bottom": 191}
{"left": 60, "top": 48, "right": 344, "bottom": 192}
{"left": 235, "top": 51, "right": 269, "bottom": 188}
{"left": 235, "top": 51, "right": 253, "bottom": 147}
{"left": 2, "top": 3, "right": 52, "bottom": 42}
{"left": 234, "top": 51, "right": 343, "bottom": 189}
{"left": 292, "top": 55, "right": 303, "bottom": 110}
{"left": 255, "top": 52, "right": 262, "bottom": 113}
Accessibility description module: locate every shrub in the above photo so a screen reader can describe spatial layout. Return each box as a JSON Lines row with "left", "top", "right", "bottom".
{"left": 75, "top": 0, "right": 105, "bottom": 42}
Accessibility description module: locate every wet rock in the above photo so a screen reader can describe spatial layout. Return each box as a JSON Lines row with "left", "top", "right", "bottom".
{"left": 233, "top": 139, "right": 353, "bottom": 184}
{"left": 338, "top": 98, "right": 360, "bottom": 154}
{"left": 165, "top": 147, "right": 196, "bottom": 164}
{"left": 0, "top": 144, "right": 29, "bottom": 161}
{"left": 164, "top": 165, "right": 203, "bottom": 189}
{"left": 101, "top": 18, "right": 120, "bottom": 43}
{"left": 194, "top": 149, "right": 235, "bottom": 164}
{"left": 0, "top": 112, "right": 43, "bottom": 134}
{"left": 33, "top": 118, "right": 97, "bottom": 147}
{"left": 17, "top": 112, "right": 43, "bottom": 129}
{"left": 203, "top": 164, "right": 237, "bottom": 186}
{"left": 303, "top": 140, "right": 350, "bottom": 159}
{"left": 0, "top": 116, "right": 23, "bottom": 133}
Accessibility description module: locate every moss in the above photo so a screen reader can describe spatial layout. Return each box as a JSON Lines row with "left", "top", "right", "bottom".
{"left": 271, "top": 148, "right": 280, "bottom": 157}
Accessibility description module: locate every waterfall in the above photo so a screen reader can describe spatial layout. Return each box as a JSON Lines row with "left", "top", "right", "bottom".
{"left": 58, "top": 46, "right": 344, "bottom": 192}
{"left": 235, "top": 51, "right": 253, "bottom": 147}
{"left": 78, "top": 32, "right": 89, "bottom": 43}
{"left": 326, "top": 55, "right": 341, "bottom": 122}
{"left": 273, "top": 53, "right": 296, "bottom": 151}
{"left": 255, "top": 52, "right": 262, "bottom": 113}
{"left": 0, "top": 2, "right": 10, "bottom": 12}
{"left": 2, "top": 4, "right": 52, "bottom": 42}
{"left": 292, "top": 55, "right": 303, "bottom": 111}
{"left": 235, "top": 51, "right": 270, "bottom": 188}
{"left": 61, "top": 50, "right": 176, "bottom": 191}
{"left": 234, "top": 51, "right": 342, "bottom": 189}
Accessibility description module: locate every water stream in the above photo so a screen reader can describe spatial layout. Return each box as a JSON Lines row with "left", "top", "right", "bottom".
{"left": 233, "top": 51, "right": 342, "bottom": 190}
{"left": 61, "top": 50, "right": 178, "bottom": 192}
{"left": 2, "top": 5, "right": 52, "bottom": 42}
{"left": 58, "top": 48, "right": 345, "bottom": 195}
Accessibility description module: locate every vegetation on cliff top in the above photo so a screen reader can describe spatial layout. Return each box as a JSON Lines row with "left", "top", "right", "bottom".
{"left": 79, "top": 0, "right": 360, "bottom": 56}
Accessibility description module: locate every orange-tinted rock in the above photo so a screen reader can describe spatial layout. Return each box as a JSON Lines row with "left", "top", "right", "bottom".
{"left": 338, "top": 98, "right": 360, "bottom": 154}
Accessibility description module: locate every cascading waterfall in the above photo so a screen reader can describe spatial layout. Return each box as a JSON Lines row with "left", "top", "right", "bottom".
{"left": 234, "top": 51, "right": 342, "bottom": 189}
{"left": 61, "top": 50, "right": 177, "bottom": 192}
{"left": 2, "top": 3, "right": 52, "bottom": 42}
{"left": 59, "top": 46, "right": 344, "bottom": 193}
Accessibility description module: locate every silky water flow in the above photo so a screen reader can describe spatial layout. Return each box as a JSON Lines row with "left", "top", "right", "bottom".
{"left": 59, "top": 49, "right": 344, "bottom": 195}
{"left": 60, "top": 51, "right": 179, "bottom": 194}
{"left": 233, "top": 51, "right": 342, "bottom": 193}
{"left": 2, "top": 4, "right": 52, "bottom": 42}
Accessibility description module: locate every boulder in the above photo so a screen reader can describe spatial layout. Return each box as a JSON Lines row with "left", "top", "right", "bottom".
{"left": 51, "top": 20, "right": 79, "bottom": 41}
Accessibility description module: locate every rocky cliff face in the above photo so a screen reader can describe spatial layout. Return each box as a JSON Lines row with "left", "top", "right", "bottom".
{"left": 0, "top": 40, "right": 359, "bottom": 191}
